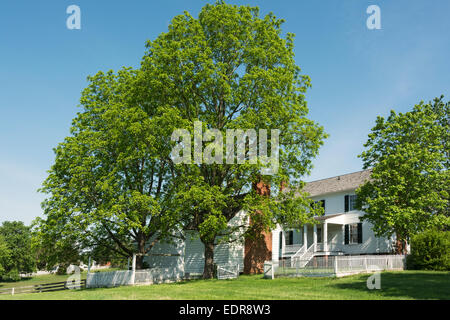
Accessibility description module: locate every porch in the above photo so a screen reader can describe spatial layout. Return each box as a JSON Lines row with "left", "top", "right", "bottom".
{"left": 279, "top": 214, "right": 347, "bottom": 260}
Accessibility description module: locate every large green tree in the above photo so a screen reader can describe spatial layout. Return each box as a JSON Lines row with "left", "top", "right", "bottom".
{"left": 356, "top": 96, "right": 450, "bottom": 253}
{"left": 40, "top": 2, "right": 326, "bottom": 277}
{"left": 39, "top": 68, "right": 185, "bottom": 269}
{"left": 140, "top": 2, "right": 326, "bottom": 278}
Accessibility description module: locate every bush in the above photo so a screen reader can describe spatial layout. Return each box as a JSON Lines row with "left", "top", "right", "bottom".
{"left": 407, "top": 230, "right": 450, "bottom": 271}
{"left": 0, "top": 269, "right": 21, "bottom": 282}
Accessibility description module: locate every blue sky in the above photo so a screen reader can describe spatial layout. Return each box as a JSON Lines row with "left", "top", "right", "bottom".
{"left": 0, "top": 0, "right": 449, "bottom": 224}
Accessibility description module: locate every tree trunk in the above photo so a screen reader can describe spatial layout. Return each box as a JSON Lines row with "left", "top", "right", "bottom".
{"left": 136, "top": 255, "right": 144, "bottom": 270}
{"left": 395, "top": 233, "right": 407, "bottom": 254}
{"left": 136, "top": 233, "right": 146, "bottom": 270}
{"left": 202, "top": 241, "right": 215, "bottom": 279}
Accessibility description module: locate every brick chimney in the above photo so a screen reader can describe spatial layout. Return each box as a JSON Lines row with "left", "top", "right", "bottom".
{"left": 243, "top": 180, "right": 273, "bottom": 274}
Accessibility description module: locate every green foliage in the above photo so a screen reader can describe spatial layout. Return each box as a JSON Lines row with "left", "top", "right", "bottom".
{"left": 39, "top": 1, "right": 325, "bottom": 276}
{"left": 31, "top": 218, "right": 84, "bottom": 272}
{"left": 407, "top": 230, "right": 450, "bottom": 271}
{"left": 141, "top": 1, "right": 326, "bottom": 277}
{"left": 39, "top": 67, "right": 185, "bottom": 268}
{"left": 0, "top": 221, "right": 35, "bottom": 279}
{"left": 356, "top": 96, "right": 450, "bottom": 247}
{"left": 0, "top": 235, "right": 12, "bottom": 278}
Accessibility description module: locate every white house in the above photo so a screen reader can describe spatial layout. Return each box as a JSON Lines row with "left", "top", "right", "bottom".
{"left": 144, "top": 169, "right": 398, "bottom": 275}
{"left": 271, "top": 169, "right": 397, "bottom": 265}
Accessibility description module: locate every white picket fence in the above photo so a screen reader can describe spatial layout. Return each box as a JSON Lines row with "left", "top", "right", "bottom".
{"left": 217, "top": 264, "right": 240, "bottom": 280}
{"left": 86, "top": 268, "right": 184, "bottom": 288}
{"left": 264, "top": 254, "right": 406, "bottom": 279}
{"left": 86, "top": 270, "right": 134, "bottom": 288}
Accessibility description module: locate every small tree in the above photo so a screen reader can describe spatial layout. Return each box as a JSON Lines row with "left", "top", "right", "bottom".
{"left": 356, "top": 96, "right": 450, "bottom": 253}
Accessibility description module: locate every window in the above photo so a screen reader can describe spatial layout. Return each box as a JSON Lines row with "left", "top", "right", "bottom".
{"left": 344, "top": 223, "right": 363, "bottom": 244}
{"left": 349, "top": 195, "right": 357, "bottom": 211}
{"left": 285, "top": 231, "right": 294, "bottom": 245}
{"left": 349, "top": 224, "right": 358, "bottom": 244}
{"left": 319, "top": 200, "right": 325, "bottom": 209}
{"left": 312, "top": 200, "right": 325, "bottom": 213}
{"left": 345, "top": 195, "right": 358, "bottom": 212}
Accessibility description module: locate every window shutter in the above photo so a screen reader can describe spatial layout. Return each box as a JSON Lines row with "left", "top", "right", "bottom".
{"left": 344, "top": 195, "right": 349, "bottom": 212}
{"left": 357, "top": 223, "right": 363, "bottom": 244}
{"left": 321, "top": 200, "right": 325, "bottom": 209}
{"left": 279, "top": 232, "right": 283, "bottom": 249}
{"left": 344, "top": 225, "right": 349, "bottom": 245}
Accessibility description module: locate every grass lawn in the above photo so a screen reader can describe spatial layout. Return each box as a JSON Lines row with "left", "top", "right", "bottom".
{"left": 0, "top": 268, "right": 121, "bottom": 289}
{"left": 0, "top": 270, "right": 449, "bottom": 300}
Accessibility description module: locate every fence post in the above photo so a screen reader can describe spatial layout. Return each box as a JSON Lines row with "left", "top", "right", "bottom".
{"left": 364, "top": 256, "right": 368, "bottom": 272}
{"left": 131, "top": 253, "right": 136, "bottom": 285}
{"left": 271, "top": 262, "right": 274, "bottom": 279}
{"left": 333, "top": 256, "right": 338, "bottom": 276}
{"left": 11, "top": 288, "right": 14, "bottom": 296}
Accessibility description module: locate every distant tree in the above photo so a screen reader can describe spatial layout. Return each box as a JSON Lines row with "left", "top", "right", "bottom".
{"left": 356, "top": 96, "right": 450, "bottom": 253}
{"left": 0, "top": 235, "right": 12, "bottom": 279}
{"left": 0, "top": 221, "right": 35, "bottom": 277}
{"left": 31, "top": 218, "right": 84, "bottom": 273}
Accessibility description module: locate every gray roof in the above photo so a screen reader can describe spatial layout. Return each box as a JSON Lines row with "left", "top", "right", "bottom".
{"left": 302, "top": 169, "right": 372, "bottom": 197}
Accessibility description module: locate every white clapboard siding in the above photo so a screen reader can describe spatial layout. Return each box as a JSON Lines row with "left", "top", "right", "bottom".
{"left": 145, "top": 235, "right": 185, "bottom": 273}
{"left": 146, "top": 210, "right": 247, "bottom": 275}
{"left": 184, "top": 233, "right": 205, "bottom": 274}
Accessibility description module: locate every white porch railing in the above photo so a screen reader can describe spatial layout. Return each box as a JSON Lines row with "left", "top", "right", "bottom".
{"left": 264, "top": 255, "right": 406, "bottom": 279}
{"left": 284, "top": 243, "right": 304, "bottom": 254}
{"left": 315, "top": 243, "right": 344, "bottom": 252}
{"left": 291, "top": 244, "right": 315, "bottom": 268}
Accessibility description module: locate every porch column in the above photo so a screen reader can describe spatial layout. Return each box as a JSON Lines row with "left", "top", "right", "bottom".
{"left": 323, "top": 222, "right": 328, "bottom": 252}
{"left": 303, "top": 225, "right": 307, "bottom": 248}
{"left": 313, "top": 224, "right": 317, "bottom": 251}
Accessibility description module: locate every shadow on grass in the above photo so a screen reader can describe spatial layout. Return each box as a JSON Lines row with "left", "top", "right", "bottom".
{"left": 331, "top": 271, "right": 450, "bottom": 300}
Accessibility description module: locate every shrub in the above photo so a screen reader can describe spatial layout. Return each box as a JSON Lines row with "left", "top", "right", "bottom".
{"left": 407, "top": 230, "right": 450, "bottom": 271}
{"left": 0, "top": 269, "right": 21, "bottom": 282}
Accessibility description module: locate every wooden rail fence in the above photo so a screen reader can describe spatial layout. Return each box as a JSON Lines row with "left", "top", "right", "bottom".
{"left": 0, "top": 279, "right": 86, "bottom": 295}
